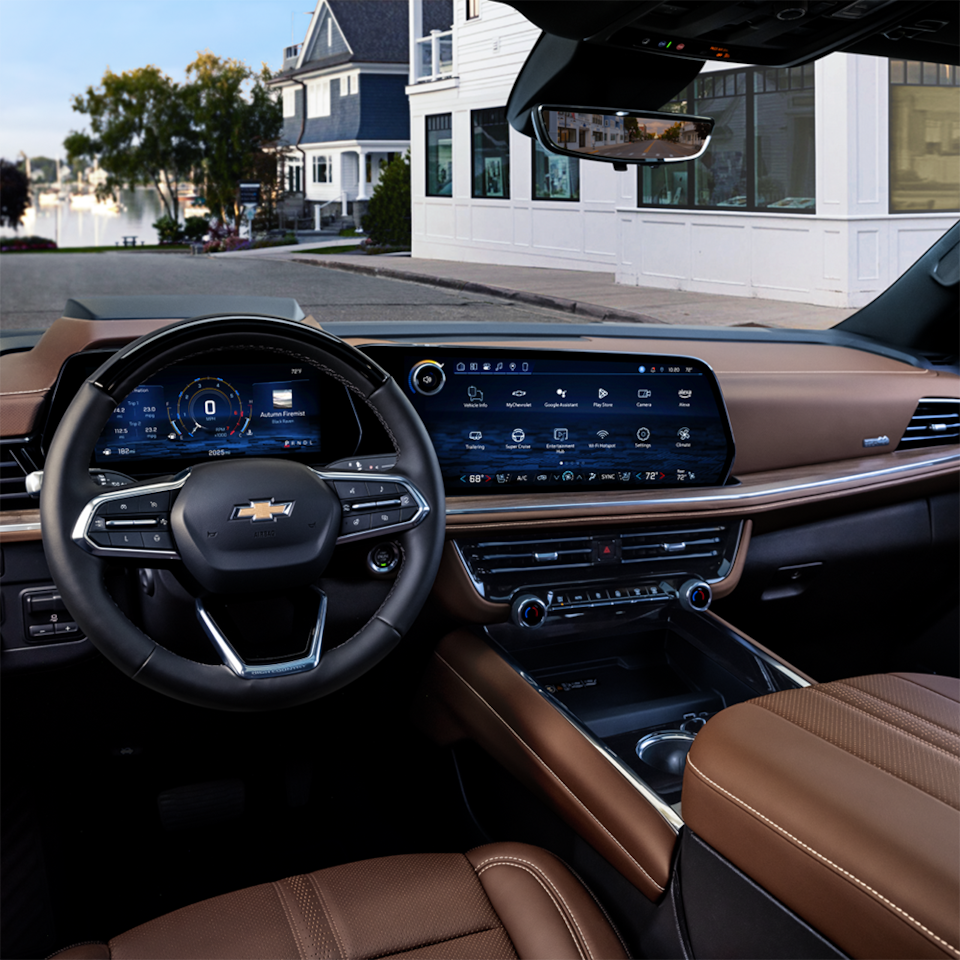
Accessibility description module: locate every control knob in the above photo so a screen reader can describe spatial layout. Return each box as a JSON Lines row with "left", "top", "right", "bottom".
{"left": 511, "top": 594, "right": 547, "bottom": 628}
{"left": 659, "top": 579, "right": 712, "bottom": 612}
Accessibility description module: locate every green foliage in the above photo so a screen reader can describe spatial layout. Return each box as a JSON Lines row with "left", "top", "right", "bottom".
{"left": 0, "top": 159, "right": 31, "bottom": 228}
{"left": 1, "top": 235, "right": 56, "bottom": 251}
{"left": 187, "top": 54, "right": 282, "bottom": 223}
{"left": 65, "top": 54, "right": 281, "bottom": 226}
{"left": 361, "top": 152, "right": 411, "bottom": 248}
{"left": 183, "top": 216, "right": 209, "bottom": 242}
{"left": 152, "top": 215, "right": 184, "bottom": 244}
{"left": 65, "top": 65, "right": 196, "bottom": 222}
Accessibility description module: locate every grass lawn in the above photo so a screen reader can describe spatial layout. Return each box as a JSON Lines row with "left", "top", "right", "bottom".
{"left": 0, "top": 244, "right": 190, "bottom": 254}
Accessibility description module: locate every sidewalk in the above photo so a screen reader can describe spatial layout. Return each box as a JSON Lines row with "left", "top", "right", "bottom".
{"left": 246, "top": 247, "right": 859, "bottom": 330}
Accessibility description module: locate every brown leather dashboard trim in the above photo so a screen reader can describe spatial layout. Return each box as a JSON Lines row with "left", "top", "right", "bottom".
{"left": 417, "top": 629, "right": 678, "bottom": 901}
{"left": 0, "top": 510, "right": 41, "bottom": 542}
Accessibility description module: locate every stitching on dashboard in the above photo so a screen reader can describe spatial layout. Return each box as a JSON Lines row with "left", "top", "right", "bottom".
{"left": 685, "top": 756, "right": 960, "bottom": 957}
{"left": 474, "top": 859, "right": 588, "bottom": 960}
{"left": 436, "top": 653, "right": 665, "bottom": 893}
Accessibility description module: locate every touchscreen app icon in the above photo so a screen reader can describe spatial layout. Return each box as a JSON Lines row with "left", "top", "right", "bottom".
{"left": 678, "top": 389, "right": 692, "bottom": 400}
{"left": 511, "top": 428, "right": 525, "bottom": 443}
{"left": 467, "top": 386, "right": 483, "bottom": 401}
{"left": 553, "top": 428, "right": 568, "bottom": 441}
{"left": 468, "top": 431, "right": 482, "bottom": 440}
{"left": 637, "top": 389, "right": 651, "bottom": 399}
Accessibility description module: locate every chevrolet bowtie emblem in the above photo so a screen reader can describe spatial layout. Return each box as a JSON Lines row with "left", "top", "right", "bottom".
{"left": 230, "top": 499, "right": 295, "bottom": 522}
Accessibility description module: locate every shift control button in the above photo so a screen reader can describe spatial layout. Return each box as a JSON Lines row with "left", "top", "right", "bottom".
{"left": 109, "top": 531, "right": 144, "bottom": 548}
{"left": 28, "top": 624, "right": 57, "bottom": 639}
{"left": 54, "top": 621, "right": 80, "bottom": 636}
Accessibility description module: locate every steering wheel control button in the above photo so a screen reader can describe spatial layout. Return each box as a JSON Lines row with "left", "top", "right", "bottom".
{"left": 371, "top": 508, "right": 401, "bottom": 528}
{"left": 334, "top": 480, "right": 369, "bottom": 499}
{"left": 28, "top": 623, "right": 58, "bottom": 639}
{"left": 342, "top": 513, "right": 371, "bottom": 535}
{"left": 101, "top": 498, "right": 138, "bottom": 516}
{"left": 367, "top": 480, "right": 400, "bottom": 497}
{"left": 368, "top": 541, "right": 401, "bottom": 575}
{"left": 144, "top": 531, "right": 174, "bottom": 550}
{"left": 110, "top": 531, "right": 144, "bottom": 548}
{"left": 135, "top": 492, "right": 171, "bottom": 513}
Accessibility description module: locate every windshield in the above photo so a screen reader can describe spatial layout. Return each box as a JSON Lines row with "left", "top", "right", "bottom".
{"left": 1, "top": 1, "right": 958, "bottom": 335}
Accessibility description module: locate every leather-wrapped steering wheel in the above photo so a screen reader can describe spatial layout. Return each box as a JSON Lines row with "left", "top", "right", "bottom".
{"left": 40, "top": 315, "right": 445, "bottom": 710}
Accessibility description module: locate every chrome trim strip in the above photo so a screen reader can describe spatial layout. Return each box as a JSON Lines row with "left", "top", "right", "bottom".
{"left": 316, "top": 470, "right": 430, "bottom": 544}
{"left": 71, "top": 475, "right": 188, "bottom": 561}
{"left": 196, "top": 590, "right": 327, "bottom": 679}
{"left": 446, "top": 451, "right": 960, "bottom": 516}
{"left": 485, "top": 640, "right": 684, "bottom": 832}
{"left": 0, "top": 521, "right": 42, "bottom": 534}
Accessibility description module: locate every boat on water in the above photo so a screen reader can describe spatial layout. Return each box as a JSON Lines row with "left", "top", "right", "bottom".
{"left": 69, "top": 193, "right": 122, "bottom": 213}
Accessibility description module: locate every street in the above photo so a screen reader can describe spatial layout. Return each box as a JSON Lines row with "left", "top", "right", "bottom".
{"left": 0, "top": 252, "right": 574, "bottom": 332}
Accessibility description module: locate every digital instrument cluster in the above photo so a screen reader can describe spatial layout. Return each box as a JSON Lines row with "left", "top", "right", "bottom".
{"left": 364, "top": 347, "right": 735, "bottom": 493}
{"left": 91, "top": 362, "right": 330, "bottom": 466}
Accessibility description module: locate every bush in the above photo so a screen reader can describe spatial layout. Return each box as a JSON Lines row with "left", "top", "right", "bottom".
{"left": 182, "top": 216, "right": 209, "bottom": 242}
{"left": 361, "top": 152, "right": 410, "bottom": 248}
{"left": 1, "top": 235, "right": 57, "bottom": 251}
{"left": 153, "top": 215, "right": 184, "bottom": 244}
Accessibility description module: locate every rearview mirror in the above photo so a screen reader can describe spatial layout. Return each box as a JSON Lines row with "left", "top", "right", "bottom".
{"left": 533, "top": 107, "right": 714, "bottom": 165}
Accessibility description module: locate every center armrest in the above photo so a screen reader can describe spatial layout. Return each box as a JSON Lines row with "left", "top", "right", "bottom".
{"left": 681, "top": 672, "right": 960, "bottom": 960}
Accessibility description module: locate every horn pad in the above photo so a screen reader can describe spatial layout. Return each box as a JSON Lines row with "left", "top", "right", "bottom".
{"left": 171, "top": 459, "right": 341, "bottom": 594}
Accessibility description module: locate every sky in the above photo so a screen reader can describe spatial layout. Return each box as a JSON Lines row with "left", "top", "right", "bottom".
{"left": 0, "top": 0, "right": 318, "bottom": 161}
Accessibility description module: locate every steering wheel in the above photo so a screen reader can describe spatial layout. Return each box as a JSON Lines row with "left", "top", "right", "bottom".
{"left": 40, "top": 315, "right": 445, "bottom": 711}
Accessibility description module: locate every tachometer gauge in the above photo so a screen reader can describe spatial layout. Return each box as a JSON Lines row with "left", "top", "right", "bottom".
{"left": 171, "top": 377, "right": 248, "bottom": 438}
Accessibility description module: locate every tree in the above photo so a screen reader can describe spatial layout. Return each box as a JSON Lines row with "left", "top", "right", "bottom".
{"left": 186, "top": 54, "right": 282, "bottom": 223}
{"left": 0, "top": 159, "right": 31, "bottom": 229}
{"left": 362, "top": 152, "right": 411, "bottom": 248}
{"left": 65, "top": 66, "right": 197, "bottom": 223}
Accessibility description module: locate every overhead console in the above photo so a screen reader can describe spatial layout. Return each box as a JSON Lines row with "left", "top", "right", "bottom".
{"left": 363, "top": 346, "right": 735, "bottom": 495}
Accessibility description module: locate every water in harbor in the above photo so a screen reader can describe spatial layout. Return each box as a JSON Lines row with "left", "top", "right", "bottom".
{"left": 0, "top": 187, "right": 193, "bottom": 248}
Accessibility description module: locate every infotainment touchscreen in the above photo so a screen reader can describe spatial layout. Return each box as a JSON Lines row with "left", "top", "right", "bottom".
{"left": 365, "top": 347, "right": 735, "bottom": 493}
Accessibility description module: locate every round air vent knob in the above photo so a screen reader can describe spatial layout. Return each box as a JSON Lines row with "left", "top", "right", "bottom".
{"left": 680, "top": 579, "right": 712, "bottom": 612}
{"left": 512, "top": 594, "right": 547, "bottom": 628}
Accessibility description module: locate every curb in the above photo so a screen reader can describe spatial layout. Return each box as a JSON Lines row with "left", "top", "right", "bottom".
{"left": 289, "top": 257, "right": 668, "bottom": 326}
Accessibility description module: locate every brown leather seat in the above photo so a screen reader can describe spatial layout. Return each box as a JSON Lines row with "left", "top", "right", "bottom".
{"left": 50, "top": 842, "right": 629, "bottom": 960}
{"left": 682, "top": 672, "right": 960, "bottom": 960}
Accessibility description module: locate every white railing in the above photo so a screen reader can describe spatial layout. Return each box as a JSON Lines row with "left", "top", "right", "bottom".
{"left": 414, "top": 30, "right": 453, "bottom": 82}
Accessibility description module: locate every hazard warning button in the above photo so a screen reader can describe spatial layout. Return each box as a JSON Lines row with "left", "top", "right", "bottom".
{"left": 592, "top": 539, "right": 620, "bottom": 563}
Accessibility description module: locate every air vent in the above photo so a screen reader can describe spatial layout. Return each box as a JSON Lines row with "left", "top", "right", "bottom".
{"left": 456, "top": 522, "right": 740, "bottom": 602}
{"left": 0, "top": 440, "right": 39, "bottom": 512}
{"left": 896, "top": 398, "right": 960, "bottom": 450}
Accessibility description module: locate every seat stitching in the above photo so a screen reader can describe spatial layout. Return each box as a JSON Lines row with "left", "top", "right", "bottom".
{"left": 472, "top": 856, "right": 594, "bottom": 960}
{"left": 273, "top": 880, "right": 308, "bottom": 960}
{"left": 435, "top": 653, "right": 665, "bottom": 893}
{"left": 834, "top": 680, "right": 960, "bottom": 740}
{"left": 476, "top": 861, "right": 587, "bottom": 960}
{"left": 367, "top": 926, "right": 508, "bottom": 960}
{"left": 685, "top": 756, "right": 960, "bottom": 958}
{"left": 305, "top": 872, "right": 346, "bottom": 959}
{"left": 888, "top": 674, "right": 960, "bottom": 707}
{"left": 809, "top": 687, "right": 960, "bottom": 760}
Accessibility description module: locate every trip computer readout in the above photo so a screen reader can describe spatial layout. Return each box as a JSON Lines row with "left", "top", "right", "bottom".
{"left": 385, "top": 350, "right": 734, "bottom": 493}
{"left": 93, "top": 363, "right": 323, "bottom": 464}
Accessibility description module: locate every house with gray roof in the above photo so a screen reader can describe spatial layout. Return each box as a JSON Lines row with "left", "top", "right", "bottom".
{"left": 270, "top": 0, "right": 451, "bottom": 228}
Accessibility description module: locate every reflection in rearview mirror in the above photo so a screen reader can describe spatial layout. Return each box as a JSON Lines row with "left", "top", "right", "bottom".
{"left": 534, "top": 107, "right": 715, "bottom": 165}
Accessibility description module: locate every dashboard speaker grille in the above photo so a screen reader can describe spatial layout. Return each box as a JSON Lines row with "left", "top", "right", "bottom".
{"left": 897, "top": 398, "right": 960, "bottom": 450}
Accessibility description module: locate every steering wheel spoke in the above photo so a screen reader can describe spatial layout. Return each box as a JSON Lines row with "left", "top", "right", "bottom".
{"left": 320, "top": 471, "right": 430, "bottom": 544}
{"left": 72, "top": 476, "right": 187, "bottom": 561}
{"left": 196, "top": 589, "right": 327, "bottom": 679}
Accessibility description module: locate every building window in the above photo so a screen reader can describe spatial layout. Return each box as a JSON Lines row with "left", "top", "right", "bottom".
{"left": 638, "top": 64, "right": 815, "bottom": 213}
{"left": 312, "top": 155, "right": 332, "bottom": 184}
{"left": 472, "top": 107, "right": 510, "bottom": 199}
{"left": 427, "top": 114, "right": 453, "bottom": 196}
{"left": 466, "top": 0, "right": 480, "bottom": 20}
{"left": 287, "top": 163, "right": 302, "bottom": 193}
{"left": 341, "top": 72, "right": 358, "bottom": 96}
{"left": 282, "top": 87, "right": 296, "bottom": 118}
{"left": 307, "top": 79, "right": 331, "bottom": 118}
{"left": 890, "top": 61, "right": 960, "bottom": 213}
{"left": 532, "top": 140, "right": 579, "bottom": 200}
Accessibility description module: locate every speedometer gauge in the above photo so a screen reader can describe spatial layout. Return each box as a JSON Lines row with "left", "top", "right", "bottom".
{"left": 171, "top": 377, "right": 249, "bottom": 438}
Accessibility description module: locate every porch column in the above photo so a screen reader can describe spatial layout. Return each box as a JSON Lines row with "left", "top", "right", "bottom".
{"left": 356, "top": 150, "right": 368, "bottom": 201}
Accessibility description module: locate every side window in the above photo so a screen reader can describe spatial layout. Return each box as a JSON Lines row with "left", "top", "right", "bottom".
{"left": 466, "top": 0, "right": 480, "bottom": 20}
{"left": 426, "top": 114, "right": 453, "bottom": 196}
{"left": 472, "top": 107, "right": 510, "bottom": 199}
{"left": 282, "top": 87, "right": 296, "bottom": 118}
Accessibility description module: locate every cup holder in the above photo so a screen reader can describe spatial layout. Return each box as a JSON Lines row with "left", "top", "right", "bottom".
{"left": 635, "top": 730, "right": 696, "bottom": 777}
